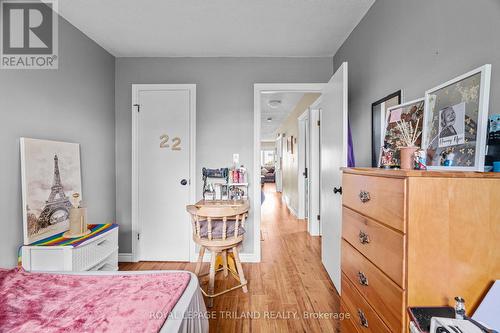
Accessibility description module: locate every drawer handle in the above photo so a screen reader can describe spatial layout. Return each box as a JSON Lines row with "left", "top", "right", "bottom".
{"left": 357, "top": 309, "right": 369, "bottom": 328}
{"left": 97, "top": 239, "right": 108, "bottom": 246}
{"left": 359, "top": 190, "right": 371, "bottom": 203}
{"left": 357, "top": 271, "right": 369, "bottom": 286}
{"left": 358, "top": 231, "right": 370, "bottom": 244}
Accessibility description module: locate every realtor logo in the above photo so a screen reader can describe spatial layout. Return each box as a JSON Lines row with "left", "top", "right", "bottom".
{"left": 1, "top": 0, "right": 58, "bottom": 69}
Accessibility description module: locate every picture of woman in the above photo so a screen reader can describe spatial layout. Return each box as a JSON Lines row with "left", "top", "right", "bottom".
{"left": 439, "top": 106, "right": 458, "bottom": 138}
{"left": 438, "top": 102, "right": 465, "bottom": 148}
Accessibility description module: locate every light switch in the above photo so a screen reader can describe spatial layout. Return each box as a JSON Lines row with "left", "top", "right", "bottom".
{"left": 233, "top": 153, "right": 239, "bottom": 165}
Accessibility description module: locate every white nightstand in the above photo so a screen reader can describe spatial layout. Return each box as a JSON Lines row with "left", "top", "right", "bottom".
{"left": 21, "top": 225, "right": 118, "bottom": 272}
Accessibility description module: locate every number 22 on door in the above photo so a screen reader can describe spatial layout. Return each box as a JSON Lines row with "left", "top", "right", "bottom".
{"left": 160, "top": 134, "right": 182, "bottom": 151}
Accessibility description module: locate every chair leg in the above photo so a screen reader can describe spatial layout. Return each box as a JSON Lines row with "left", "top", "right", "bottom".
{"left": 194, "top": 246, "right": 205, "bottom": 276}
{"left": 221, "top": 250, "right": 228, "bottom": 277}
{"left": 232, "top": 246, "right": 248, "bottom": 293}
{"left": 207, "top": 251, "right": 217, "bottom": 307}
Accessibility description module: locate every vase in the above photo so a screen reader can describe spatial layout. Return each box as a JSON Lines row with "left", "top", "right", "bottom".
{"left": 400, "top": 146, "right": 418, "bottom": 170}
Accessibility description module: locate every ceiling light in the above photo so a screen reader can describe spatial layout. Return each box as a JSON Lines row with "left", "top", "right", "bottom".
{"left": 268, "top": 100, "right": 281, "bottom": 108}
{"left": 266, "top": 117, "right": 272, "bottom": 122}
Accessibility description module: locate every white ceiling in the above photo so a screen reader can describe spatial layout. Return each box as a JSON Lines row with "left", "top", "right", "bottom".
{"left": 58, "top": 0, "right": 374, "bottom": 57}
{"left": 260, "top": 92, "right": 304, "bottom": 141}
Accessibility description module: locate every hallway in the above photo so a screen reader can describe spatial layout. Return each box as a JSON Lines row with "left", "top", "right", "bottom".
{"left": 120, "top": 183, "right": 340, "bottom": 332}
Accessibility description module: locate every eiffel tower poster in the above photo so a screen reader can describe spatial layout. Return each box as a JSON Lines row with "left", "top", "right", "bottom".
{"left": 20, "top": 138, "right": 82, "bottom": 244}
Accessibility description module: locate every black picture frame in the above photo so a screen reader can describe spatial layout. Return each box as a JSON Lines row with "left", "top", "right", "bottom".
{"left": 371, "top": 90, "right": 402, "bottom": 167}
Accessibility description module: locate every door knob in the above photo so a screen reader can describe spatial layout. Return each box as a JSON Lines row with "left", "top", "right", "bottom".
{"left": 333, "top": 186, "right": 342, "bottom": 195}
{"left": 180, "top": 179, "right": 188, "bottom": 186}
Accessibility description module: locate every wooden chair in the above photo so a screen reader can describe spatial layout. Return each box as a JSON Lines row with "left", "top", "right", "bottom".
{"left": 186, "top": 201, "right": 249, "bottom": 307}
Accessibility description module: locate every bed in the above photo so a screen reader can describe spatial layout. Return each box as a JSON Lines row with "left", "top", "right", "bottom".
{"left": 0, "top": 268, "right": 208, "bottom": 333}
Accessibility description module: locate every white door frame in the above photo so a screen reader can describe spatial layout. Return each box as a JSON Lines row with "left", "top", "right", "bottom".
{"left": 254, "top": 83, "right": 325, "bottom": 262}
{"left": 308, "top": 97, "right": 322, "bottom": 236}
{"left": 131, "top": 84, "right": 196, "bottom": 262}
{"left": 274, "top": 134, "right": 283, "bottom": 192}
{"left": 297, "top": 109, "right": 309, "bottom": 220}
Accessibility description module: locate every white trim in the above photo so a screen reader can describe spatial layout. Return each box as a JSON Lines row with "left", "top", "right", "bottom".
{"left": 308, "top": 108, "right": 321, "bottom": 236}
{"left": 118, "top": 253, "right": 133, "bottom": 262}
{"left": 297, "top": 109, "right": 309, "bottom": 219}
{"left": 288, "top": 204, "right": 298, "bottom": 217}
{"left": 254, "top": 84, "right": 324, "bottom": 262}
{"left": 274, "top": 134, "right": 283, "bottom": 192}
{"left": 132, "top": 84, "right": 197, "bottom": 263}
{"left": 422, "top": 65, "right": 491, "bottom": 171}
{"left": 20, "top": 138, "right": 28, "bottom": 244}
{"left": 282, "top": 193, "right": 298, "bottom": 217}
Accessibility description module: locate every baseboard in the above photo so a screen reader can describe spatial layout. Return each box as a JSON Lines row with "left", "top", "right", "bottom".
{"left": 122, "top": 251, "right": 259, "bottom": 263}
{"left": 239, "top": 253, "right": 260, "bottom": 262}
{"left": 286, "top": 200, "right": 298, "bottom": 217}
{"left": 118, "top": 253, "right": 133, "bottom": 262}
{"left": 282, "top": 193, "right": 298, "bottom": 217}
{"left": 198, "top": 252, "right": 260, "bottom": 263}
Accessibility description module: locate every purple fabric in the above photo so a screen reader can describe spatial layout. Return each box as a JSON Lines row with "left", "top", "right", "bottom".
{"left": 347, "top": 120, "right": 356, "bottom": 167}
{"left": 199, "top": 220, "right": 245, "bottom": 239}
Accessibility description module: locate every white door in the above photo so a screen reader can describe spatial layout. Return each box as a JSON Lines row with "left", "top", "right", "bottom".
{"left": 320, "top": 62, "right": 348, "bottom": 293}
{"left": 133, "top": 84, "right": 195, "bottom": 261}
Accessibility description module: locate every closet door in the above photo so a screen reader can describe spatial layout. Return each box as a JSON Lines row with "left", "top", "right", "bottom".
{"left": 133, "top": 84, "right": 195, "bottom": 261}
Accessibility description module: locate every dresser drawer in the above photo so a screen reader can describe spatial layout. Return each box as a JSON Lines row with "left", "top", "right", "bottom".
{"left": 343, "top": 207, "right": 405, "bottom": 287}
{"left": 340, "top": 301, "right": 360, "bottom": 333}
{"left": 72, "top": 228, "right": 119, "bottom": 271}
{"left": 342, "top": 173, "right": 405, "bottom": 232}
{"left": 342, "top": 240, "right": 404, "bottom": 332}
{"left": 341, "top": 273, "right": 391, "bottom": 333}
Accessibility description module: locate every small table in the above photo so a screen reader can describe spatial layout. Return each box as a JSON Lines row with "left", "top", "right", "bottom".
{"left": 194, "top": 199, "right": 249, "bottom": 208}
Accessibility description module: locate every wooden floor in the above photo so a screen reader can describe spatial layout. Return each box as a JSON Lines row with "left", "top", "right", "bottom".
{"left": 120, "top": 183, "right": 340, "bottom": 332}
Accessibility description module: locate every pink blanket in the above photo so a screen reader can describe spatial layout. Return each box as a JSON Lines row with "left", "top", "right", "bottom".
{"left": 0, "top": 268, "right": 191, "bottom": 333}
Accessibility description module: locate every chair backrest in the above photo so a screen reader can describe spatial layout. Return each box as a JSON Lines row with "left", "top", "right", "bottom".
{"left": 186, "top": 201, "right": 249, "bottom": 241}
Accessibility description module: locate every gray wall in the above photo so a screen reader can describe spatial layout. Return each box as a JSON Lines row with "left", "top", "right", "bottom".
{"left": 334, "top": 0, "right": 500, "bottom": 166}
{"left": 115, "top": 57, "right": 333, "bottom": 254}
{"left": 0, "top": 18, "right": 116, "bottom": 267}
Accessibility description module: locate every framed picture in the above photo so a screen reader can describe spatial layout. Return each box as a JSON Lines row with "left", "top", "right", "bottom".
{"left": 371, "top": 90, "right": 402, "bottom": 166}
{"left": 380, "top": 98, "right": 425, "bottom": 167}
{"left": 422, "top": 65, "right": 491, "bottom": 171}
{"left": 20, "top": 138, "right": 82, "bottom": 244}
{"left": 488, "top": 114, "right": 500, "bottom": 144}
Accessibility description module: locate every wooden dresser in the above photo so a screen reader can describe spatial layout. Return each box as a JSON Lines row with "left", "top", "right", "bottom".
{"left": 340, "top": 168, "right": 500, "bottom": 333}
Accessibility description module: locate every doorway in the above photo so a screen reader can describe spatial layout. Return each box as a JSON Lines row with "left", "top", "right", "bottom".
{"left": 254, "top": 64, "right": 348, "bottom": 294}
{"left": 131, "top": 84, "right": 196, "bottom": 262}
{"left": 254, "top": 84, "right": 324, "bottom": 262}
